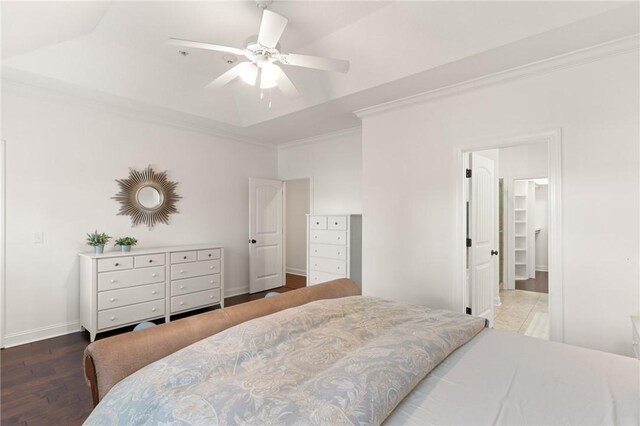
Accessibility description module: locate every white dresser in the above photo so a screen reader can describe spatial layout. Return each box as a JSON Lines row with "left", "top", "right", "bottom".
{"left": 79, "top": 244, "right": 224, "bottom": 341}
{"left": 306, "top": 215, "right": 361, "bottom": 289}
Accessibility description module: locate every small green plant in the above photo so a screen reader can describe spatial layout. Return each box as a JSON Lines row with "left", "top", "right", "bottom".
{"left": 114, "top": 237, "right": 138, "bottom": 247}
{"left": 86, "top": 231, "right": 111, "bottom": 247}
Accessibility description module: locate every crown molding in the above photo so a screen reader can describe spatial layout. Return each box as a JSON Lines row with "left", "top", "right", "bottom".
{"left": 1, "top": 72, "right": 276, "bottom": 150}
{"left": 277, "top": 126, "right": 361, "bottom": 150}
{"left": 355, "top": 34, "right": 640, "bottom": 119}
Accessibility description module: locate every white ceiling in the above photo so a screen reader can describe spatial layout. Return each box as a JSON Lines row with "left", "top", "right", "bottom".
{"left": 2, "top": 1, "right": 638, "bottom": 145}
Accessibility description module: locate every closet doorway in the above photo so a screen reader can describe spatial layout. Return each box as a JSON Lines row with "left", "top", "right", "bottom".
{"left": 283, "top": 178, "right": 311, "bottom": 289}
{"left": 459, "top": 130, "right": 562, "bottom": 342}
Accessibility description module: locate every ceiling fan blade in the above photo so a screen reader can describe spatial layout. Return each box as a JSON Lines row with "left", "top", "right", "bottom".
{"left": 167, "top": 38, "right": 245, "bottom": 56}
{"left": 206, "top": 62, "right": 255, "bottom": 89}
{"left": 280, "top": 53, "right": 350, "bottom": 73}
{"left": 257, "top": 9, "right": 288, "bottom": 48}
{"left": 273, "top": 65, "right": 299, "bottom": 99}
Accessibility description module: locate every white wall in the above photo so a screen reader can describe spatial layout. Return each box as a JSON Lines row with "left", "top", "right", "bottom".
{"left": 1, "top": 84, "right": 277, "bottom": 346}
{"left": 535, "top": 184, "right": 549, "bottom": 271}
{"left": 278, "top": 129, "right": 362, "bottom": 215}
{"left": 285, "top": 178, "right": 309, "bottom": 275}
{"left": 361, "top": 50, "right": 639, "bottom": 356}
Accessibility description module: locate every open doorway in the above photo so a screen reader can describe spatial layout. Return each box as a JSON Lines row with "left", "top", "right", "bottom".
{"left": 464, "top": 137, "right": 557, "bottom": 341}
{"left": 284, "top": 178, "right": 310, "bottom": 289}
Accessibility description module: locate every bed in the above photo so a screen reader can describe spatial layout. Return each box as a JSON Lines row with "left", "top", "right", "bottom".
{"left": 83, "top": 280, "right": 640, "bottom": 425}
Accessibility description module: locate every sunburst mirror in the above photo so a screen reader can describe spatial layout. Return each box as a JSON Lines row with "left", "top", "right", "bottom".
{"left": 112, "top": 166, "right": 181, "bottom": 228}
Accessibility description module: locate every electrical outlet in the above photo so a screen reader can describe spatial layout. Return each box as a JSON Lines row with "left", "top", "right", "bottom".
{"left": 34, "top": 232, "right": 44, "bottom": 244}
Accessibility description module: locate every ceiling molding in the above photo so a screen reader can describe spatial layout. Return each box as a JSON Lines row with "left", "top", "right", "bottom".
{"left": 1, "top": 72, "right": 276, "bottom": 150}
{"left": 354, "top": 34, "right": 640, "bottom": 119}
{"left": 277, "top": 126, "right": 361, "bottom": 150}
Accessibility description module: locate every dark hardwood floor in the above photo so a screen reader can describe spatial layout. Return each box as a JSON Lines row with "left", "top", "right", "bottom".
{"left": 515, "top": 271, "right": 548, "bottom": 293}
{"left": 0, "top": 278, "right": 306, "bottom": 426}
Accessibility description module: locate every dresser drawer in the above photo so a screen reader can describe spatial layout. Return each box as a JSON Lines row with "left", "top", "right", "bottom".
{"left": 98, "top": 300, "right": 164, "bottom": 330}
{"left": 98, "top": 266, "right": 165, "bottom": 291}
{"left": 309, "top": 270, "right": 346, "bottom": 285}
{"left": 309, "top": 216, "right": 327, "bottom": 230}
{"left": 310, "top": 244, "right": 346, "bottom": 260}
{"left": 171, "top": 251, "right": 197, "bottom": 264}
{"left": 98, "top": 282, "right": 164, "bottom": 310}
{"left": 310, "top": 257, "right": 347, "bottom": 275}
{"left": 327, "top": 216, "right": 347, "bottom": 230}
{"left": 97, "top": 256, "right": 133, "bottom": 272}
{"left": 171, "top": 259, "right": 221, "bottom": 280}
{"left": 197, "top": 249, "right": 221, "bottom": 261}
{"left": 134, "top": 254, "right": 165, "bottom": 268}
{"left": 310, "top": 230, "right": 347, "bottom": 245}
{"left": 171, "top": 289, "right": 220, "bottom": 313}
{"left": 172, "top": 274, "right": 220, "bottom": 296}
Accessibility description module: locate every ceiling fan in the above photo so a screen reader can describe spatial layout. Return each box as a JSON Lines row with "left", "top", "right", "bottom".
{"left": 167, "top": 3, "right": 350, "bottom": 99}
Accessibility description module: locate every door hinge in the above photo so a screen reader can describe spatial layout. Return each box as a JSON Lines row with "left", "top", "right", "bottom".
{"left": 466, "top": 307, "right": 472, "bottom": 315}
{"left": 465, "top": 168, "right": 472, "bottom": 178}
{"left": 466, "top": 238, "right": 472, "bottom": 248}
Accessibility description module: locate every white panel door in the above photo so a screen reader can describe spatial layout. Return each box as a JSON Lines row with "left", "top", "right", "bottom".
{"left": 249, "top": 178, "right": 284, "bottom": 293}
{"left": 470, "top": 153, "right": 496, "bottom": 326}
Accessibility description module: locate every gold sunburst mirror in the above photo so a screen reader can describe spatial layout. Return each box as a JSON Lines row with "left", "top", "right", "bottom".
{"left": 113, "top": 166, "right": 181, "bottom": 228}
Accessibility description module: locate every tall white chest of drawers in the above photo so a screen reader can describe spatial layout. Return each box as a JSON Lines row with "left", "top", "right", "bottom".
{"left": 306, "top": 215, "right": 362, "bottom": 289}
{"left": 79, "top": 244, "right": 224, "bottom": 341}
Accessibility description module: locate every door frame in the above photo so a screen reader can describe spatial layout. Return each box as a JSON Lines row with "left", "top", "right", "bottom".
{"left": 282, "top": 177, "right": 313, "bottom": 278}
{"left": 0, "top": 140, "right": 5, "bottom": 348}
{"left": 506, "top": 175, "right": 548, "bottom": 290}
{"left": 455, "top": 129, "right": 563, "bottom": 342}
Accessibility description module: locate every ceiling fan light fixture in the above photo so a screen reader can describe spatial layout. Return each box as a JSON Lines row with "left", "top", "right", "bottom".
{"left": 240, "top": 63, "right": 259, "bottom": 86}
{"left": 259, "top": 62, "right": 279, "bottom": 89}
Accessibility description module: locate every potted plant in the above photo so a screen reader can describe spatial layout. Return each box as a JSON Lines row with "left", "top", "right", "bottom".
{"left": 114, "top": 236, "right": 138, "bottom": 252}
{"left": 86, "top": 231, "right": 111, "bottom": 254}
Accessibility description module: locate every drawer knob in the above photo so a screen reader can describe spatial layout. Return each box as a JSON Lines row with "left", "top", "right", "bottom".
{"left": 148, "top": 259, "right": 153, "bottom": 263}
{"left": 208, "top": 254, "right": 212, "bottom": 257}
{"left": 180, "top": 301, "right": 184, "bottom": 306}
{"left": 152, "top": 273, "right": 158, "bottom": 278}
{"left": 316, "top": 222, "right": 319, "bottom": 225}
{"left": 314, "top": 236, "right": 317, "bottom": 239}
{"left": 110, "top": 316, "right": 116, "bottom": 321}
{"left": 183, "top": 256, "right": 187, "bottom": 259}
{"left": 633, "top": 340, "right": 639, "bottom": 346}
{"left": 210, "top": 295, "right": 214, "bottom": 299}
{"left": 210, "top": 280, "right": 214, "bottom": 284}
{"left": 109, "top": 297, "right": 116, "bottom": 302}
{"left": 334, "top": 222, "right": 338, "bottom": 225}
{"left": 115, "top": 263, "right": 119, "bottom": 267}
{"left": 180, "top": 285, "right": 185, "bottom": 289}
{"left": 180, "top": 270, "right": 185, "bottom": 274}
{"left": 110, "top": 279, "right": 117, "bottom": 283}
{"left": 337, "top": 266, "right": 341, "bottom": 270}
{"left": 151, "top": 308, "right": 157, "bottom": 312}
{"left": 337, "top": 237, "right": 341, "bottom": 240}
{"left": 151, "top": 290, "right": 157, "bottom": 295}
{"left": 210, "top": 266, "right": 214, "bottom": 269}
{"left": 314, "top": 264, "right": 318, "bottom": 267}
{"left": 337, "top": 252, "right": 341, "bottom": 255}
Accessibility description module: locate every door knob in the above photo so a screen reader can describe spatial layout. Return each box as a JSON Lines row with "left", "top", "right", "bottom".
{"left": 250, "top": 239, "right": 257, "bottom": 244}
{"left": 491, "top": 250, "right": 499, "bottom": 256}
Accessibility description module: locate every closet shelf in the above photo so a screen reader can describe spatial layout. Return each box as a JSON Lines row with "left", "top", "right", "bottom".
{"left": 515, "top": 234, "right": 526, "bottom": 237}
{"left": 515, "top": 262, "right": 527, "bottom": 266}
{"left": 515, "top": 248, "right": 527, "bottom": 251}
{"left": 515, "top": 221, "right": 526, "bottom": 224}
{"left": 514, "top": 209, "right": 526, "bottom": 212}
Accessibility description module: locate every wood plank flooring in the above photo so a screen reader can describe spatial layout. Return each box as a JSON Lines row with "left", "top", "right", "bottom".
{"left": 0, "top": 277, "right": 306, "bottom": 426}
{"left": 515, "top": 271, "right": 548, "bottom": 293}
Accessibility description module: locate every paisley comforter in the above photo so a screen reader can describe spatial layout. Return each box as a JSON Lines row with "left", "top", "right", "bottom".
{"left": 85, "top": 296, "right": 485, "bottom": 425}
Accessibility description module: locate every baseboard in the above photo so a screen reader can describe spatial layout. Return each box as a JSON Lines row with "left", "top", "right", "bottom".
{"left": 224, "top": 285, "right": 249, "bottom": 298}
{"left": 3, "top": 320, "right": 81, "bottom": 348}
{"left": 285, "top": 267, "right": 306, "bottom": 276}
{"left": 536, "top": 266, "right": 548, "bottom": 272}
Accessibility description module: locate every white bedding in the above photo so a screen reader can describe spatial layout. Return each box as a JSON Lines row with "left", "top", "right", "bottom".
{"left": 385, "top": 329, "right": 640, "bottom": 425}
